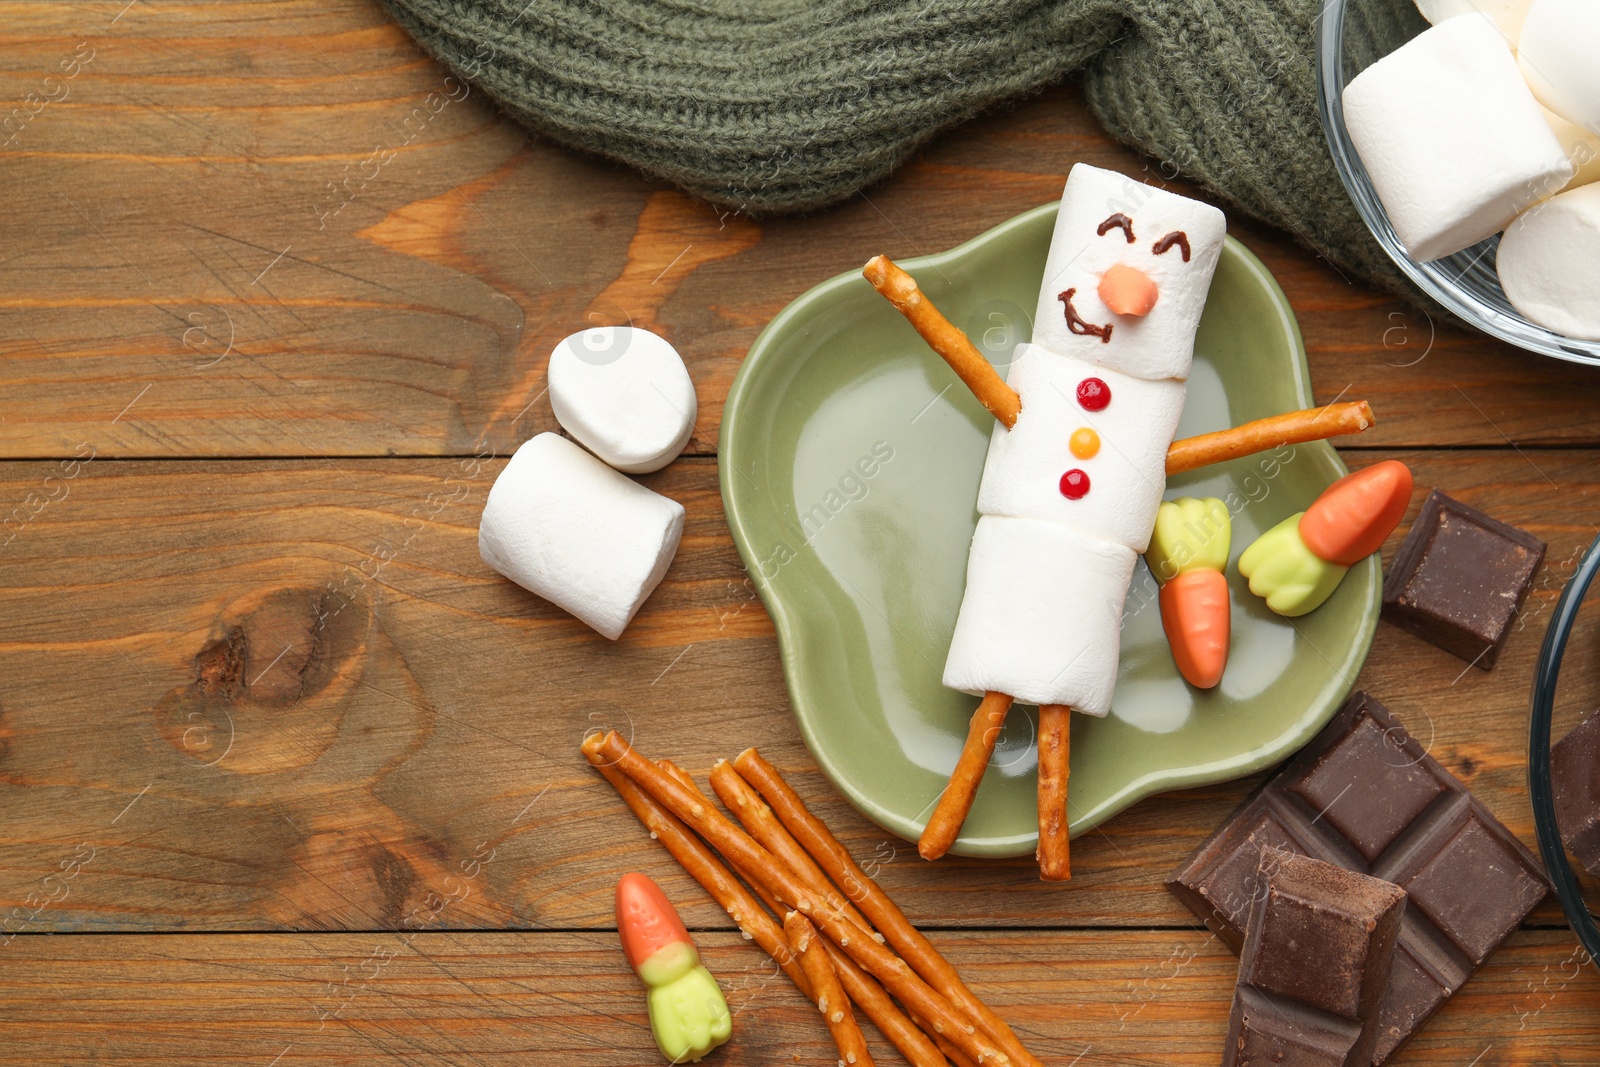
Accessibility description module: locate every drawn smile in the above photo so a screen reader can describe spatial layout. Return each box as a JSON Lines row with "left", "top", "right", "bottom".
{"left": 1057, "top": 288, "right": 1113, "bottom": 343}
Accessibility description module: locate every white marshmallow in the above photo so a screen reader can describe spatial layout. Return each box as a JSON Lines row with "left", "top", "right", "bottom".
{"left": 1343, "top": 14, "right": 1573, "bottom": 261}
{"left": 1497, "top": 182, "right": 1600, "bottom": 339}
{"left": 976, "top": 344, "right": 1184, "bottom": 552}
{"left": 1414, "top": 0, "right": 1531, "bottom": 42}
{"left": 1518, "top": 0, "right": 1600, "bottom": 134}
{"left": 1541, "top": 106, "right": 1600, "bottom": 189}
{"left": 547, "top": 327, "right": 697, "bottom": 474}
{"left": 1030, "top": 164, "right": 1225, "bottom": 382}
{"left": 942, "top": 516, "right": 1136, "bottom": 716}
{"left": 478, "top": 433, "right": 684, "bottom": 640}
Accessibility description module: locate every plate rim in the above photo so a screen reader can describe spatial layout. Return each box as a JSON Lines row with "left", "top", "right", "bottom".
{"left": 719, "top": 202, "right": 1381, "bottom": 856}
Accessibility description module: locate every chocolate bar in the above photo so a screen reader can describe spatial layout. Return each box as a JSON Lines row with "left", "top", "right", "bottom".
{"left": 1552, "top": 708, "right": 1600, "bottom": 875}
{"left": 1224, "top": 849, "right": 1406, "bottom": 1067}
{"left": 1168, "top": 692, "right": 1548, "bottom": 1064}
{"left": 1381, "top": 489, "right": 1545, "bottom": 669}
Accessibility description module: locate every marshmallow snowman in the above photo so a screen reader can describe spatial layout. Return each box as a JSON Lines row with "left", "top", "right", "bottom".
{"left": 943, "top": 165, "right": 1226, "bottom": 716}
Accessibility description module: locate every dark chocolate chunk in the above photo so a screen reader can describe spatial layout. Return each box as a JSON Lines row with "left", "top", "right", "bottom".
{"left": 1552, "top": 707, "right": 1600, "bottom": 875}
{"left": 1224, "top": 850, "right": 1406, "bottom": 1067}
{"left": 1168, "top": 692, "right": 1548, "bottom": 1064}
{"left": 1381, "top": 489, "right": 1545, "bottom": 669}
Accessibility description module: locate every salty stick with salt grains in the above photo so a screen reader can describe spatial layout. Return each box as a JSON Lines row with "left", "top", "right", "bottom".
{"left": 657, "top": 761, "right": 950, "bottom": 1067}
{"left": 588, "top": 732, "right": 1015, "bottom": 1067}
{"left": 730, "top": 749, "right": 1041, "bottom": 1067}
{"left": 1035, "top": 705, "right": 1072, "bottom": 882}
{"left": 787, "top": 912, "right": 875, "bottom": 1067}
{"left": 917, "top": 692, "right": 1013, "bottom": 861}
{"left": 581, "top": 736, "right": 810, "bottom": 996}
{"left": 1164, "top": 400, "right": 1376, "bottom": 475}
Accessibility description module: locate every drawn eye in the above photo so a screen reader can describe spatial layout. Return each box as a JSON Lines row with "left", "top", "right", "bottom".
{"left": 1096, "top": 214, "right": 1135, "bottom": 242}
{"left": 1152, "top": 231, "right": 1191, "bottom": 261}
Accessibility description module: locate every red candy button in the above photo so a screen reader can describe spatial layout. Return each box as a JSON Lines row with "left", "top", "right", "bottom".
{"left": 1076, "top": 377, "right": 1111, "bottom": 411}
{"left": 1059, "top": 469, "right": 1090, "bottom": 499}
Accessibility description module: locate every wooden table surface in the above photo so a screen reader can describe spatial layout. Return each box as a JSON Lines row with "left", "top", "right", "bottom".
{"left": 5, "top": 3, "right": 1600, "bottom": 1064}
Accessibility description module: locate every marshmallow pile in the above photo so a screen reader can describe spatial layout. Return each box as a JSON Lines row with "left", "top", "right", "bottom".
{"left": 1343, "top": 0, "right": 1600, "bottom": 338}
{"left": 942, "top": 165, "right": 1226, "bottom": 717}
{"left": 478, "top": 327, "right": 697, "bottom": 639}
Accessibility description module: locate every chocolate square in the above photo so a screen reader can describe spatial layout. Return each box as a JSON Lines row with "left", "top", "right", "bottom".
{"left": 1228, "top": 986, "right": 1363, "bottom": 1067}
{"left": 1552, "top": 708, "right": 1600, "bottom": 875}
{"left": 1169, "top": 692, "right": 1548, "bottom": 1064}
{"left": 1381, "top": 490, "right": 1545, "bottom": 669}
{"left": 1374, "top": 802, "right": 1550, "bottom": 966}
{"left": 1288, "top": 714, "right": 1446, "bottom": 862}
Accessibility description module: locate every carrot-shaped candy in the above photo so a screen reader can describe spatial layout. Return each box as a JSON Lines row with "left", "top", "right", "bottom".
{"left": 1146, "top": 497, "right": 1232, "bottom": 688}
{"left": 616, "top": 872, "right": 733, "bottom": 1063}
{"left": 1239, "top": 461, "right": 1413, "bottom": 616}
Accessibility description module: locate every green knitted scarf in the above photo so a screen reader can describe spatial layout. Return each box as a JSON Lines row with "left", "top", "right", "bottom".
{"left": 381, "top": 0, "right": 1426, "bottom": 299}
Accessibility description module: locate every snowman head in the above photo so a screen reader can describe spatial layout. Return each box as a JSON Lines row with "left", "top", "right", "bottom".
{"left": 1030, "top": 164, "right": 1226, "bottom": 382}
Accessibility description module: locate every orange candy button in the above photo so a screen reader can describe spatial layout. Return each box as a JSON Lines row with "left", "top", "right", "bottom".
{"left": 1070, "top": 427, "right": 1101, "bottom": 459}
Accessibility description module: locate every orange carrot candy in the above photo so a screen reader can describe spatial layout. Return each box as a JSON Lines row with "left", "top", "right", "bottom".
{"left": 1145, "top": 497, "right": 1232, "bottom": 689}
{"left": 1299, "top": 459, "right": 1414, "bottom": 566}
{"left": 616, "top": 872, "right": 733, "bottom": 1063}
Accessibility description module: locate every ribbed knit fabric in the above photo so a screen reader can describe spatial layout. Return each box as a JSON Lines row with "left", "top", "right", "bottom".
{"left": 381, "top": 0, "right": 1427, "bottom": 298}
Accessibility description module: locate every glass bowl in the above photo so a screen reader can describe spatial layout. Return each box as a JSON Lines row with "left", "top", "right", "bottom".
{"left": 1314, "top": 0, "right": 1600, "bottom": 368}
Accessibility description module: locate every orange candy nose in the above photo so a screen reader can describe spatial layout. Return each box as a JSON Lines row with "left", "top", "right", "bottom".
{"left": 1097, "top": 263, "right": 1159, "bottom": 317}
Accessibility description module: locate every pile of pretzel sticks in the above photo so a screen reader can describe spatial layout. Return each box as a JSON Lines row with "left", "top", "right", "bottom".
{"left": 583, "top": 730, "right": 1042, "bottom": 1067}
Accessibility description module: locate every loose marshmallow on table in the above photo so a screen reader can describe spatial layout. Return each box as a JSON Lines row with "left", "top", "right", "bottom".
{"left": 976, "top": 343, "right": 1185, "bottom": 553}
{"left": 1343, "top": 13, "right": 1573, "bottom": 261}
{"left": 548, "top": 326, "right": 697, "bottom": 474}
{"left": 1518, "top": 0, "right": 1600, "bottom": 134}
{"left": 1030, "top": 164, "right": 1226, "bottom": 383}
{"left": 1414, "top": 0, "right": 1531, "bottom": 41}
{"left": 943, "top": 516, "right": 1136, "bottom": 716}
{"left": 479, "top": 432, "right": 684, "bottom": 640}
{"left": 1497, "top": 183, "right": 1600, "bottom": 339}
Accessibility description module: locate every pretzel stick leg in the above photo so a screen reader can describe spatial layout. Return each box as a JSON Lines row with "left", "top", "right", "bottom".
{"left": 786, "top": 912, "right": 876, "bottom": 1067}
{"left": 581, "top": 737, "right": 810, "bottom": 996}
{"left": 588, "top": 733, "right": 1017, "bottom": 1067}
{"left": 1035, "top": 705, "right": 1072, "bottom": 883}
{"left": 731, "top": 750, "right": 1041, "bottom": 1067}
{"left": 918, "top": 692, "right": 1013, "bottom": 861}
{"left": 863, "top": 256, "right": 1021, "bottom": 429}
{"left": 1165, "top": 401, "right": 1376, "bottom": 475}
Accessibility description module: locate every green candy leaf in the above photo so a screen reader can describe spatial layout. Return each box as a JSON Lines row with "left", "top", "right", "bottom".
{"left": 1237, "top": 512, "right": 1349, "bottom": 617}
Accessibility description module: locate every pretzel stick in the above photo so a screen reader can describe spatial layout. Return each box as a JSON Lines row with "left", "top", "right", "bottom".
{"left": 710, "top": 760, "right": 881, "bottom": 939}
{"left": 863, "top": 255, "right": 1021, "bottom": 428}
{"left": 731, "top": 749, "right": 1041, "bottom": 1067}
{"left": 655, "top": 762, "right": 953, "bottom": 1067}
{"left": 581, "top": 738, "right": 810, "bottom": 997}
{"left": 917, "top": 692, "right": 1013, "bottom": 861}
{"left": 1035, "top": 705, "right": 1072, "bottom": 882}
{"left": 786, "top": 912, "right": 876, "bottom": 1067}
{"left": 588, "top": 733, "right": 1016, "bottom": 1067}
{"left": 1165, "top": 401, "right": 1376, "bottom": 475}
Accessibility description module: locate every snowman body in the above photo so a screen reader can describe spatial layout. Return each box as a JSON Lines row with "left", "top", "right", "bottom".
{"left": 942, "top": 165, "right": 1226, "bottom": 716}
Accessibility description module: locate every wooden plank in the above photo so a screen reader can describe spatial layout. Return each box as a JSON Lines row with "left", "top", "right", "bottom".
{"left": 0, "top": 928, "right": 1593, "bottom": 1065}
{"left": 4, "top": 2, "right": 1600, "bottom": 459}
{"left": 0, "top": 450, "right": 1592, "bottom": 932}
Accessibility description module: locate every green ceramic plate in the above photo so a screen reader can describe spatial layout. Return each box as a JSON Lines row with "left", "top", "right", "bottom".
{"left": 719, "top": 202, "right": 1380, "bottom": 857}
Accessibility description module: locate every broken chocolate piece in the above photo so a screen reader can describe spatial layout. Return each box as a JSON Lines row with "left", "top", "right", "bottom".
{"left": 1168, "top": 692, "right": 1548, "bottom": 1064}
{"left": 1552, "top": 707, "right": 1600, "bottom": 875}
{"left": 1381, "top": 489, "right": 1545, "bottom": 669}
{"left": 1224, "top": 849, "right": 1406, "bottom": 1067}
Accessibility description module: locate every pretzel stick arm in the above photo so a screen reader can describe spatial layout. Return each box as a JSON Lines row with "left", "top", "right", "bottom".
{"left": 731, "top": 749, "right": 1041, "bottom": 1067}
{"left": 786, "top": 912, "right": 876, "bottom": 1067}
{"left": 918, "top": 692, "right": 1013, "bottom": 861}
{"left": 1035, "top": 705, "right": 1072, "bottom": 883}
{"left": 1165, "top": 401, "right": 1376, "bottom": 475}
{"left": 864, "top": 256, "right": 1021, "bottom": 429}
{"left": 588, "top": 733, "right": 1017, "bottom": 1067}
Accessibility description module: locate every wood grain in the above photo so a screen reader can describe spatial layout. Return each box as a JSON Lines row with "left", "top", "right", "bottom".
{"left": 0, "top": 451, "right": 1591, "bottom": 933}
